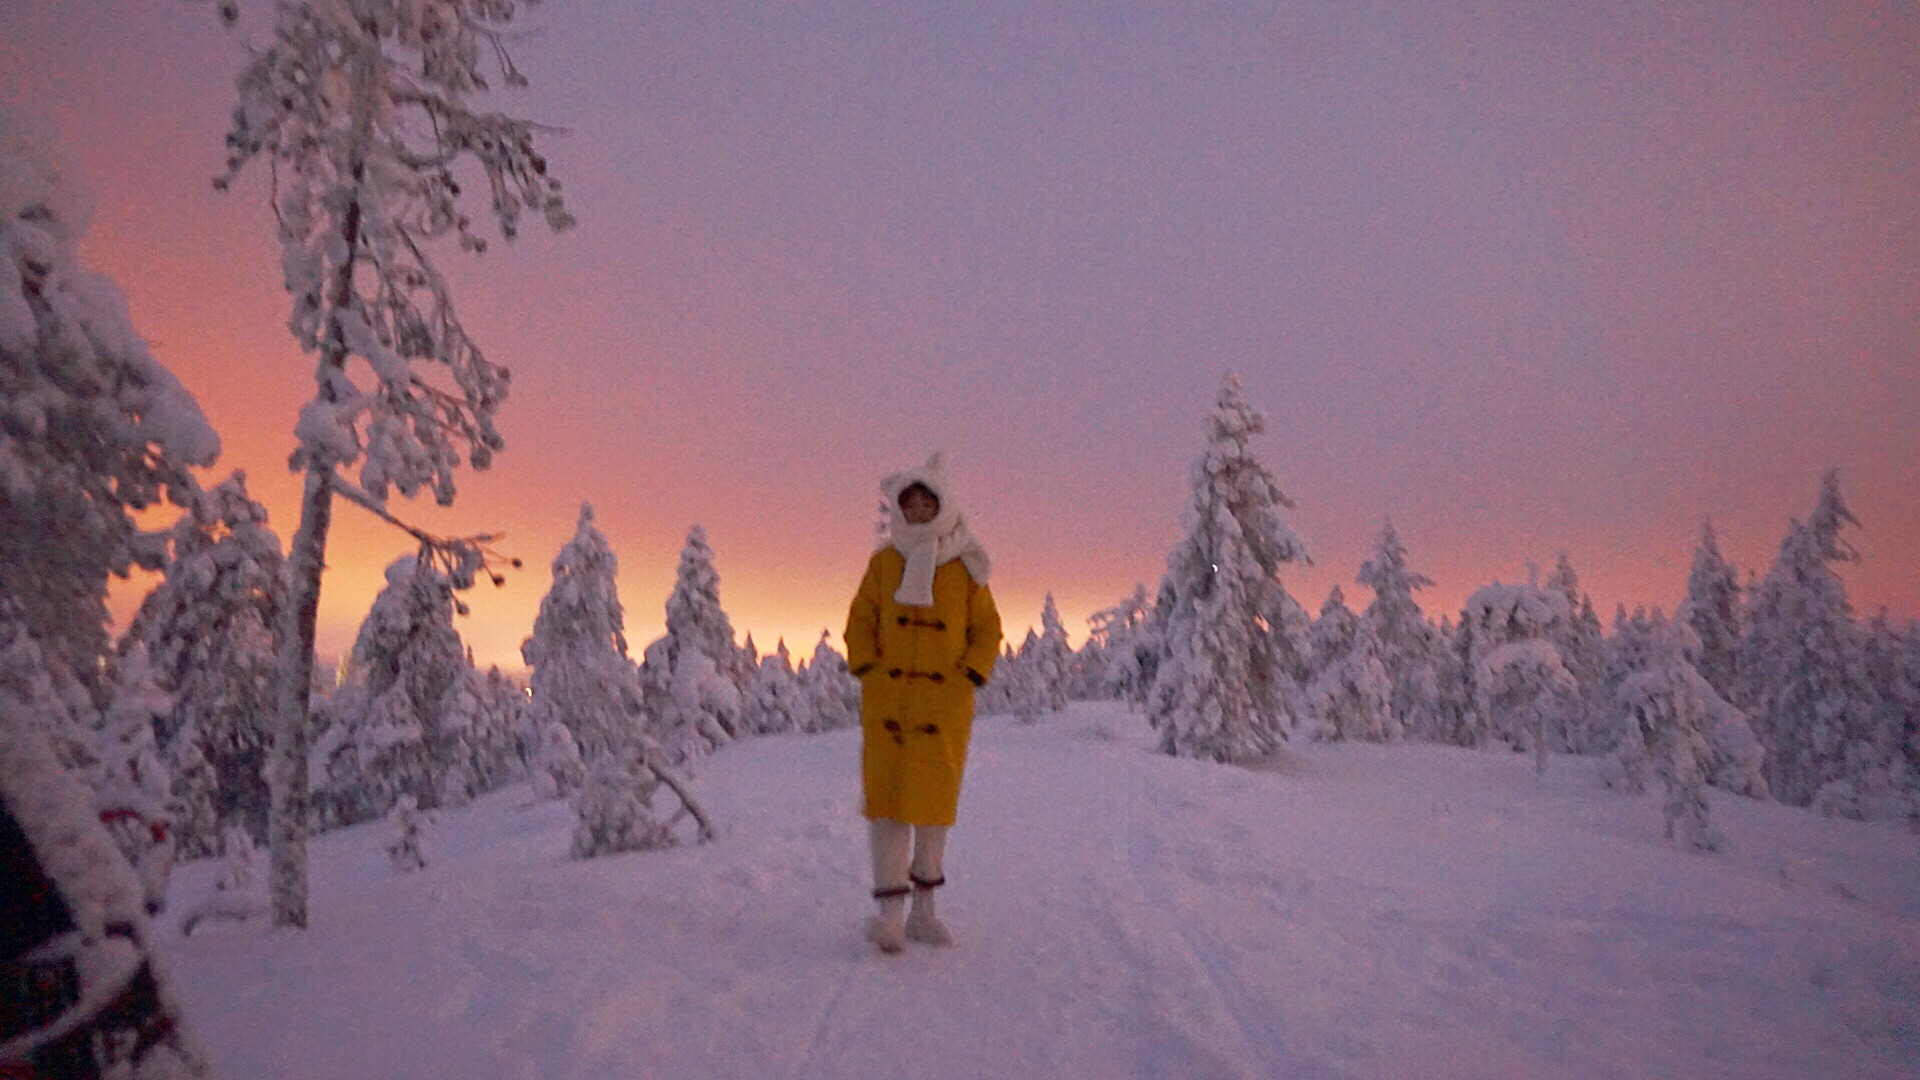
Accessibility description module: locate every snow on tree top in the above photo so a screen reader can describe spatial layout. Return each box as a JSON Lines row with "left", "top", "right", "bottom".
{"left": 1464, "top": 581, "right": 1571, "bottom": 636}
{"left": 1, "top": 118, "right": 220, "bottom": 467}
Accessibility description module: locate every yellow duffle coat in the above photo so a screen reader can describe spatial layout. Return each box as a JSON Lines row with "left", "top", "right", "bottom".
{"left": 845, "top": 547, "right": 1002, "bottom": 826}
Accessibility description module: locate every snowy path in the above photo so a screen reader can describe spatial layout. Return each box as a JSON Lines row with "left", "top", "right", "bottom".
{"left": 161, "top": 705, "right": 1920, "bottom": 1079}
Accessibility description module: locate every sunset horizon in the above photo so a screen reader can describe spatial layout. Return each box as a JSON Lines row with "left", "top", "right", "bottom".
{"left": 9, "top": 0, "right": 1912, "bottom": 672}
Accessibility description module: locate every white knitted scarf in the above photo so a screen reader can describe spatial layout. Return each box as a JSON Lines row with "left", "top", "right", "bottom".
{"left": 879, "top": 452, "right": 992, "bottom": 607}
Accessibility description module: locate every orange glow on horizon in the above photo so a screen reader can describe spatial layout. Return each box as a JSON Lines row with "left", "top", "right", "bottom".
{"left": 49, "top": 0, "right": 1912, "bottom": 674}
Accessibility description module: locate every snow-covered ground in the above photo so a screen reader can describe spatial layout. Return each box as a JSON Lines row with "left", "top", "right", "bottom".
{"left": 158, "top": 704, "right": 1920, "bottom": 1079}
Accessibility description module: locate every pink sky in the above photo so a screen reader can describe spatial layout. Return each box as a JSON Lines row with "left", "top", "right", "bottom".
{"left": 5, "top": 1, "right": 1914, "bottom": 670}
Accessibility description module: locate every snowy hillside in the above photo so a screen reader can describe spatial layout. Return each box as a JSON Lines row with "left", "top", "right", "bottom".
{"left": 158, "top": 704, "right": 1919, "bottom": 1080}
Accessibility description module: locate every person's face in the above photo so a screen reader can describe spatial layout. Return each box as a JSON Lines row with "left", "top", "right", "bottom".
{"left": 900, "top": 485, "right": 939, "bottom": 525}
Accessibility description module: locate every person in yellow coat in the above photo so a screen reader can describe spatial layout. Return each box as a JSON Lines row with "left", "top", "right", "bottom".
{"left": 845, "top": 452, "right": 1002, "bottom": 953}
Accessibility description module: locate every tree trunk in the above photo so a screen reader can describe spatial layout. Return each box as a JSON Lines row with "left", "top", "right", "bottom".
{"left": 269, "top": 465, "right": 332, "bottom": 928}
{"left": 268, "top": 53, "right": 370, "bottom": 924}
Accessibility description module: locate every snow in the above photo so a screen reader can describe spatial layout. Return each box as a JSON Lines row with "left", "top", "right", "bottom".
{"left": 155, "top": 703, "right": 1919, "bottom": 1079}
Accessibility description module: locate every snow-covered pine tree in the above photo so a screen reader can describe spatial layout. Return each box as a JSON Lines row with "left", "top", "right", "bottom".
{"left": 668, "top": 648, "right": 744, "bottom": 752}
{"left": 1813, "top": 613, "right": 1920, "bottom": 822}
{"left": 1009, "top": 629, "right": 1045, "bottom": 723}
{"left": 1, "top": 121, "right": 214, "bottom": 885}
{"left": 0, "top": 118, "right": 220, "bottom": 692}
{"left": 1304, "top": 587, "right": 1395, "bottom": 742}
{"left": 1067, "top": 632, "right": 1107, "bottom": 701}
{"left": 1737, "top": 469, "right": 1874, "bottom": 806}
{"left": 1033, "top": 594, "right": 1074, "bottom": 714}
{"left": 571, "top": 752, "right": 714, "bottom": 858}
{"left": 803, "top": 631, "right": 859, "bottom": 732}
{"left": 474, "top": 664, "right": 529, "bottom": 790}
{"left": 1569, "top": 595, "right": 1607, "bottom": 746}
{"left": 1684, "top": 521, "right": 1744, "bottom": 705}
{"left": 645, "top": 525, "right": 747, "bottom": 754}
{"left": 1355, "top": 520, "right": 1442, "bottom": 739}
{"left": 0, "top": 614, "right": 98, "bottom": 779}
{"left": 1148, "top": 373, "right": 1310, "bottom": 761}
{"left": 1543, "top": 552, "right": 1606, "bottom": 752}
{"left": 1263, "top": 583, "right": 1317, "bottom": 719}
{"left": 1430, "top": 614, "right": 1474, "bottom": 745}
{"left": 94, "top": 645, "right": 177, "bottom": 912}
{"left": 321, "top": 555, "right": 469, "bottom": 824}
{"left": 215, "top": 0, "right": 574, "bottom": 927}
{"left": 1601, "top": 606, "right": 1660, "bottom": 792}
{"left": 973, "top": 644, "right": 1014, "bottom": 716}
{"left": 745, "top": 640, "right": 810, "bottom": 735}
{"left": 522, "top": 505, "right": 646, "bottom": 761}
{"left": 167, "top": 724, "right": 222, "bottom": 859}
{"left": 1088, "top": 584, "right": 1154, "bottom": 705}
{"left": 519, "top": 506, "right": 711, "bottom": 842}
{"left": 1460, "top": 581, "right": 1576, "bottom": 769}
{"left": 127, "top": 471, "right": 283, "bottom": 842}
{"left": 1611, "top": 612, "right": 1728, "bottom": 851}
{"left": 530, "top": 717, "right": 586, "bottom": 800}
{"left": 432, "top": 665, "right": 486, "bottom": 807}
{"left": 1607, "top": 606, "right": 1769, "bottom": 803}
{"left": 665, "top": 526, "right": 751, "bottom": 684}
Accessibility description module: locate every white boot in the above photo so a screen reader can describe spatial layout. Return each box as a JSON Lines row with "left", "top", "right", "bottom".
{"left": 866, "top": 819, "right": 911, "bottom": 954}
{"left": 905, "top": 825, "right": 953, "bottom": 947}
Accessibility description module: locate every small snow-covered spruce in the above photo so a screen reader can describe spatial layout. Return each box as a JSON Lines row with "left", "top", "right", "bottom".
{"left": 802, "top": 632, "right": 859, "bottom": 733}
{"left": 664, "top": 526, "right": 752, "bottom": 686}
{"left": 94, "top": 645, "right": 178, "bottom": 913}
{"left": 1684, "top": 521, "right": 1744, "bottom": 706}
{"left": 642, "top": 525, "right": 748, "bottom": 756}
{"left": 182, "top": 825, "right": 269, "bottom": 936}
{"left": 1087, "top": 584, "right": 1155, "bottom": 705}
{"left": 1355, "top": 520, "right": 1442, "bottom": 739}
{"left": 320, "top": 555, "right": 470, "bottom": 825}
{"left": 1067, "top": 631, "right": 1107, "bottom": 701}
{"left": 1148, "top": 373, "right": 1310, "bottom": 762}
{"left": 0, "top": 119, "right": 220, "bottom": 690}
{"left": 167, "top": 726, "right": 222, "bottom": 859}
{"left": 571, "top": 750, "right": 717, "bottom": 859}
{"left": 432, "top": 662, "right": 524, "bottom": 804}
{"left": 214, "top": 0, "right": 573, "bottom": 928}
{"left": 1736, "top": 469, "right": 1874, "bottom": 806}
{"left": 1460, "top": 581, "right": 1576, "bottom": 770}
{"left": 1429, "top": 615, "right": 1475, "bottom": 744}
{"left": 386, "top": 794, "right": 428, "bottom": 872}
{"left": 1032, "top": 594, "right": 1074, "bottom": 714}
{"left": 1813, "top": 613, "right": 1920, "bottom": 823}
{"left": 1604, "top": 607, "right": 1766, "bottom": 801}
{"left": 1304, "top": 587, "right": 1395, "bottom": 742}
{"left": 522, "top": 504, "right": 646, "bottom": 764}
{"left": 1010, "top": 629, "right": 1046, "bottom": 723}
{"left": 745, "top": 640, "right": 811, "bottom": 735}
{"left": 1611, "top": 612, "right": 1726, "bottom": 852}
{"left": 128, "top": 470, "right": 284, "bottom": 843}
{"left": 1543, "top": 553, "right": 1608, "bottom": 753}
{"left": 1601, "top": 607, "right": 1660, "bottom": 793}
{"left": 0, "top": 614, "right": 99, "bottom": 783}
{"left": 974, "top": 644, "right": 1016, "bottom": 717}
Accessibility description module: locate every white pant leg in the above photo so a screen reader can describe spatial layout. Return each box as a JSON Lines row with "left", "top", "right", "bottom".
{"left": 910, "top": 824, "right": 949, "bottom": 883}
{"left": 869, "top": 817, "right": 912, "bottom": 891}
